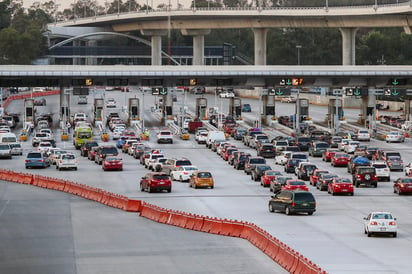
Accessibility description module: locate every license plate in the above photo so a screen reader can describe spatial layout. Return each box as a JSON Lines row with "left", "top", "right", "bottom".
{"left": 302, "top": 203, "right": 308, "bottom": 206}
{"left": 159, "top": 182, "right": 165, "bottom": 185}
{"left": 342, "top": 189, "right": 347, "bottom": 192}
{"left": 408, "top": 186, "right": 412, "bottom": 188}
{"left": 380, "top": 227, "right": 386, "bottom": 231}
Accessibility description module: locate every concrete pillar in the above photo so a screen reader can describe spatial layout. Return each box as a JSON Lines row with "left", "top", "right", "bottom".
{"left": 72, "top": 40, "right": 81, "bottom": 65}
{"left": 181, "top": 29, "right": 211, "bottom": 65}
{"left": 151, "top": 36, "right": 162, "bottom": 65}
{"left": 140, "top": 30, "right": 168, "bottom": 66}
{"left": 340, "top": 28, "right": 358, "bottom": 65}
{"left": 86, "top": 40, "right": 97, "bottom": 65}
{"left": 253, "top": 28, "right": 268, "bottom": 65}
{"left": 404, "top": 99, "right": 411, "bottom": 121}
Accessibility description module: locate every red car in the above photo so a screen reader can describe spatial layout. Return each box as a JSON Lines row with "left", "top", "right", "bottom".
{"left": 322, "top": 148, "right": 340, "bottom": 162}
{"left": 220, "top": 144, "right": 236, "bottom": 158}
{"left": 331, "top": 152, "right": 351, "bottom": 167}
{"left": 223, "top": 147, "right": 238, "bottom": 161}
{"left": 393, "top": 177, "right": 412, "bottom": 195}
{"left": 102, "top": 156, "right": 123, "bottom": 171}
{"left": 328, "top": 177, "right": 354, "bottom": 196}
{"left": 140, "top": 172, "right": 172, "bottom": 193}
{"left": 309, "top": 170, "right": 329, "bottom": 186}
{"left": 260, "top": 170, "right": 282, "bottom": 187}
{"left": 281, "top": 179, "right": 309, "bottom": 191}
{"left": 87, "top": 146, "right": 99, "bottom": 161}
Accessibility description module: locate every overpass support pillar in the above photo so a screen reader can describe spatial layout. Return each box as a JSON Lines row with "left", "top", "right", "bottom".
{"left": 86, "top": 40, "right": 97, "bottom": 65}
{"left": 404, "top": 99, "right": 411, "bottom": 121}
{"left": 359, "top": 93, "right": 376, "bottom": 131}
{"left": 140, "top": 30, "right": 168, "bottom": 65}
{"left": 181, "top": 29, "right": 211, "bottom": 65}
{"left": 252, "top": 28, "right": 268, "bottom": 65}
{"left": 340, "top": 28, "right": 358, "bottom": 65}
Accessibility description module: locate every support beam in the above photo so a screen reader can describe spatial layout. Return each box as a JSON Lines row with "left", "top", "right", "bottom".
{"left": 340, "top": 27, "right": 358, "bottom": 65}
{"left": 253, "top": 28, "right": 268, "bottom": 65}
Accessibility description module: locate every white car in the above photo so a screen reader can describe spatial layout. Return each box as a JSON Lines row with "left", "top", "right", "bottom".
{"left": 404, "top": 162, "right": 412, "bottom": 176}
{"left": 338, "top": 139, "right": 350, "bottom": 151}
{"left": 37, "top": 141, "right": 52, "bottom": 152}
{"left": 157, "top": 130, "right": 174, "bottom": 144}
{"left": 10, "top": 142, "right": 23, "bottom": 155}
{"left": 364, "top": 212, "right": 397, "bottom": 237}
{"left": 356, "top": 129, "right": 370, "bottom": 141}
{"left": 56, "top": 153, "right": 78, "bottom": 171}
{"left": 112, "top": 127, "right": 125, "bottom": 140}
{"left": 371, "top": 161, "right": 390, "bottom": 182}
{"left": 106, "top": 98, "right": 117, "bottom": 108}
{"left": 219, "top": 91, "right": 235, "bottom": 98}
{"left": 49, "top": 149, "right": 67, "bottom": 165}
{"left": 275, "top": 151, "right": 292, "bottom": 165}
{"left": 196, "top": 131, "right": 208, "bottom": 144}
{"left": 148, "top": 157, "right": 169, "bottom": 172}
{"left": 170, "top": 165, "right": 199, "bottom": 182}
{"left": 344, "top": 141, "right": 360, "bottom": 154}
{"left": 385, "top": 131, "right": 405, "bottom": 143}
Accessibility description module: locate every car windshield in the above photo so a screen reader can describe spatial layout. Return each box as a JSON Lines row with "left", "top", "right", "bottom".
{"left": 292, "top": 154, "right": 307, "bottom": 159}
{"left": 335, "top": 153, "right": 349, "bottom": 158}
{"left": 276, "top": 141, "right": 288, "bottom": 146}
{"left": 106, "top": 157, "right": 121, "bottom": 161}
{"left": 160, "top": 131, "right": 172, "bottom": 135}
{"left": 297, "top": 137, "right": 311, "bottom": 142}
{"left": 9, "top": 143, "right": 21, "bottom": 148}
{"left": 62, "top": 154, "right": 75, "bottom": 160}
{"left": 358, "top": 168, "right": 375, "bottom": 174}
{"left": 0, "top": 144, "right": 9, "bottom": 149}
{"left": 28, "top": 152, "right": 41, "bottom": 158}
{"left": 336, "top": 178, "right": 351, "bottom": 183}
{"left": 316, "top": 143, "right": 329, "bottom": 148}
{"left": 153, "top": 174, "right": 170, "bottom": 180}
{"left": 294, "top": 193, "right": 315, "bottom": 202}
{"left": 257, "top": 166, "right": 271, "bottom": 171}
{"left": 373, "top": 213, "right": 393, "bottom": 219}
{"left": 102, "top": 147, "right": 118, "bottom": 154}
{"left": 388, "top": 156, "right": 401, "bottom": 161}
{"left": 267, "top": 171, "right": 281, "bottom": 176}
{"left": 278, "top": 177, "right": 293, "bottom": 184}
{"left": 184, "top": 166, "right": 198, "bottom": 171}
{"left": 304, "top": 165, "right": 317, "bottom": 171}
{"left": 323, "top": 174, "right": 338, "bottom": 179}
{"left": 250, "top": 158, "right": 265, "bottom": 164}
{"left": 197, "top": 172, "right": 212, "bottom": 178}
{"left": 289, "top": 181, "right": 305, "bottom": 186}
{"left": 373, "top": 164, "right": 387, "bottom": 168}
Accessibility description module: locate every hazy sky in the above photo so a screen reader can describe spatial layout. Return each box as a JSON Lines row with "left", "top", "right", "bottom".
{"left": 23, "top": 0, "right": 190, "bottom": 10}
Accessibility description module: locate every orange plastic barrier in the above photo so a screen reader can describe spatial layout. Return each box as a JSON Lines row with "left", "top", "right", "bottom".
{"left": 0, "top": 170, "right": 327, "bottom": 274}
{"left": 184, "top": 214, "right": 204, "bottom": 231}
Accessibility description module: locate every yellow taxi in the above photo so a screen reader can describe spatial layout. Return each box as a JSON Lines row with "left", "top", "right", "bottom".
{"left": 189, "top": 171, "right": 214, "bottom": 189}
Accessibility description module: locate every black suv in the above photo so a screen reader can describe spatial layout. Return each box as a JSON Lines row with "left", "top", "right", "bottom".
{"left": 257, "top": 144, "right": 276, "bottom": 158}
{"left": 293, "top": 136, "right": 311, "bottom": 151}
{"left": 233, "top": 153, "right": 251, "bottom": 170}
{"left": 251, "top": 164, "right": 272, "bottom": 181}
{"left": 94, "top": 145, "right": 119, "bottom": 165}
{"left": 353, "top": 166, "right": 378, "bottom": 188}
{"left": 268, "top": 190, "right": 316, "bottom": 215}
{"left": 284, "top": 159, "right": 303, "bottom": 173}
{"left": 80, "top": 140, "right": 99, "bottom": 157}
{"left": 296, "top": 163, "right": 317, "bottom": 181}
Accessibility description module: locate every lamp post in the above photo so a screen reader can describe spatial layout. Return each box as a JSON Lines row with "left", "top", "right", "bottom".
{"left": 296, "top": 45, "right": 302, "bottom": 65}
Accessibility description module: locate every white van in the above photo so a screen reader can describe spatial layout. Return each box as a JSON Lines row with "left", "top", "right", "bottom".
{"left": 0, "top": 132, "right": 17, "bottom": 143}
{"left": 206, "top": 130, "right": 226, "bottom": 148}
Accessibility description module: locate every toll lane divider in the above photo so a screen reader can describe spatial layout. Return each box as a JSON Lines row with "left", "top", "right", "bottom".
{"left": 139, "top": 202, "right": 327, "bottom": 274}
{"left": 0, "top": 169, "right": 325, "bottom": 273}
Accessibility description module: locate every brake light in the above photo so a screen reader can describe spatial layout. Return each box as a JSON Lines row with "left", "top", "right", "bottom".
{"left": 291, "top": 202, "right": 296, "bottom": 207}
{"left": 370, "top": 221, "right": 378, "bottom": 225}
{"left": 389, "top": 221, "right": 396, "bottom": 226}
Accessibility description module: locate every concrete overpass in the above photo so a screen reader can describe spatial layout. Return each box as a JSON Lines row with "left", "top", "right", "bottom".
{"left": 49, "top": 2, "right": 412, "bottom": 65}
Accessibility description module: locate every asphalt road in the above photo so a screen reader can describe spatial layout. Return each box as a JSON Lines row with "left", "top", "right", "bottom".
{"left": 1, "top": 89, "right": 412, "bottom": 273}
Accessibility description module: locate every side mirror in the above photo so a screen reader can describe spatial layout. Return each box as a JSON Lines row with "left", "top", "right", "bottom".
{"left": 363, "top": 217, "right": 368, "bottom": 220}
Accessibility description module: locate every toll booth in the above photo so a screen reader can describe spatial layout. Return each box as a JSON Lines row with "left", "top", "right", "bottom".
{"left": 262, "top": 95, "right": 275, "bottom": 125}
{"left": 94, "top": 98, "right": 104, "bottom": 124}
{"left": 328, "top": 98, "right": 343, "bottom": 130}
{"left": 196, "top": 97, "right": 208, "bottom": 120}
{"left": 228, "top": 97, "right": 241, "bottom": 119}
{"left": 24, "top": 98, "right": 34, "bottom": 127}
{"left": 128, "top": 98, "right": 140, "bottom": 125}
{"left": 296, "top": 98, "right": 309, "bottom": 122}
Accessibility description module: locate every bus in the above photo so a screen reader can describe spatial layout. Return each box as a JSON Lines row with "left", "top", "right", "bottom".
{"left": 73, "top": 127, "right": 93, "bottom": 149}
